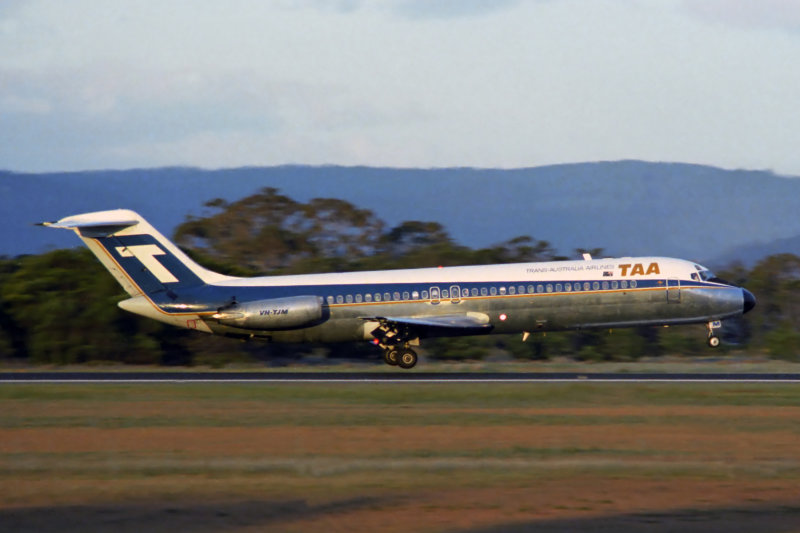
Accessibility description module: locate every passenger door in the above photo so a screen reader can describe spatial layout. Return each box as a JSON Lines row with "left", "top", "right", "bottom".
{"left": 667, "top": 279, "right": 681, "bottom": 303}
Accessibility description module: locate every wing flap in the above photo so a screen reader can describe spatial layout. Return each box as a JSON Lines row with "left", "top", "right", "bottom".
{"left": 364, "top": 312, "right": 493, "bottom": 334}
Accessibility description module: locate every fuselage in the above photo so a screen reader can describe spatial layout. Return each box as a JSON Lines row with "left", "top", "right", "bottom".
{"left": 129, "top": 256, "right": 752, "bottom": 343}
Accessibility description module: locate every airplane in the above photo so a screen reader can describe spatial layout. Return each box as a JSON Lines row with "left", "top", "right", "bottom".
{"left": 42, "top": 209, "right": 756, "bottom": 369}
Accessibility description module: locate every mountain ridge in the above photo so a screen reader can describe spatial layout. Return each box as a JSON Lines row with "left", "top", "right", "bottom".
{"left": 3, "top": 161, "right": 798, "bottom": 266}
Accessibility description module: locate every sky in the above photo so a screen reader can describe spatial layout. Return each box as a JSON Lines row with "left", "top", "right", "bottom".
{"left": 2, "top": 0, "right": 800, "bottom": 174}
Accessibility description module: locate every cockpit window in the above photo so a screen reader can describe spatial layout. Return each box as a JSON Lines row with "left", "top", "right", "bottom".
{"left": 694, "top": 264, "right": 715, "bottom": 281}
{"left": 694, "top": 263, "right": 730, "bottom": 285}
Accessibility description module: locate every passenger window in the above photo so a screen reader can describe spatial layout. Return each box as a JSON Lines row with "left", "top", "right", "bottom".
{"left": 499, "top": 287, "right": 507, "bottom": 295}
{"left": 393, "top": 292, "right": 401, "bottom": 301}
{"left": 565, "top": 283, "right": 572, "bottom": 292}
{"left": 336, "top": 295, "right": 343, "bottom": 304}
{"left": 412, "top": 291, "right": 419, "bottom": 300}
{"left": 537, "top": 285, "right": 544, "bottom": 293}
{"left": 602, "top": 281, "right": 609, "bottom": 290}
{"left": 346, "top": 295, "right": 353, "bottom": 303}
{"left": 518, "top": 285, "right": 525, "bottom": 294}
{"left": 527, "top": 285, "right": 534, "bottom": 294}
{"left": 327, "top": 296, "right": 334, "bottom": 304}
{"left": 442, "top": 290, "right": 449, "bottom": 298}
{"left": 375, "top": 293, "right": 382, "bottom": 302}
{"left": 509, "top": 286, "right": 516, "bottom": 295}
{"left": 422, "top": 290, "right": 429, "bottom": 299}
{"left": 584, "top": 282, "right": 591, "bottom": 291}
{"left": 402, "top": 291, "right": 409, "bottom": 300}
{"left": 630, "top": 280, "right": 637, "bottom": 288}
{"left": 471, "top": 288, "right": 478, "bottom": 296}
{"left": 546, "top": 284, "right": 553, "bottom": 293}
{"left": 355, "top": 294, "right": 362, "bottom": 303}
{"left": 620, "top": 281, "right": 628, "bottom": 289}
{"left": 481, "top": 287, "right": 488, "bottom": 296}
{"left": 611, "top": 281, "right": 618, "bottom": 289}
{"left": 592, "top": 282, "right": 599, "bottom": 290}
{"left": 490, "top": 287, "right": 497, "bottom": 296}
{"left": 365, "top": 294, "right": 373, "bottom": 302}
{"left": 384, "top": 293, "right": 391, "bottom": 301}
{"left": 463, "top": 288, "right": 469, "bottom": 298}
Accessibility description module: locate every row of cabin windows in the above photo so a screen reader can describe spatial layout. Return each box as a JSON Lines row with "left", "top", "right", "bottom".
{"left": 325, "top": 279, "right": 638, "bottom": 305}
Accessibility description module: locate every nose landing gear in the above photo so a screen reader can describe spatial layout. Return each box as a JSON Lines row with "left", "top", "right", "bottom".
{"left": 707, "top": 321, "right": 722, "bottom": 348}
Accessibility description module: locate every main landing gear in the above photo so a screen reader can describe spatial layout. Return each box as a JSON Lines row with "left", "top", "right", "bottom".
{"left": 383, "top": 347, "right": 418, "bottom": 369}
{"left": 371, "top": 319, "right": 419, "bottom": 369}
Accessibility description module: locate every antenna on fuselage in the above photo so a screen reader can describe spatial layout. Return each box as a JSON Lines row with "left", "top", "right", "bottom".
{"left": 582, "top": 253, "right": 592, "bottom": 261}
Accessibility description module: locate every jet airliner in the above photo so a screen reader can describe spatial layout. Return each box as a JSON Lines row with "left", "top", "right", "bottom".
{"left": 43, "top": 209, "right": 756, "bottom": 369}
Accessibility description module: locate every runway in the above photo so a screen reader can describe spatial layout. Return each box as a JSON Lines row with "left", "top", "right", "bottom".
{"left": 2, "top": 372, "right": 800, "bottom": 383}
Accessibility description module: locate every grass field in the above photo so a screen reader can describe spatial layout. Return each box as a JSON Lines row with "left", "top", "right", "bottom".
{"left": 2, "top": 381, "right": 800, "bottom": 532}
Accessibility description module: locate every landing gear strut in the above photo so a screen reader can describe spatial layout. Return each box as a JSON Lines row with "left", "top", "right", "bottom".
{"left": 707, "top": 321, "right": 721, "bottom": 348}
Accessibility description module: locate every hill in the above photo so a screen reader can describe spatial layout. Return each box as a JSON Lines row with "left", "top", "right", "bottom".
{"left": 3, "top": 161, "right": 799, "bottom": 265}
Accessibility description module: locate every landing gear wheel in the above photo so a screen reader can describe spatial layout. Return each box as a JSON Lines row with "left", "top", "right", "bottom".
{"left": 398, "top": 349, "right": 418, "bottom": 370}
{"left": 707, "top": 335, "right": 721, "bottom": 348}
{"left": 384, "top": 349, "right": 400, "bottom": 366}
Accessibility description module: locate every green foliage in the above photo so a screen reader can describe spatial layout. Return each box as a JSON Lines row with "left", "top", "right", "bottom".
{"left": 764, "top": 321, "right": 800, "bottom": 361}
{"left": 424, "top": 336, "right": 493, "bottom": 361}
{"left": 174, "top": 188, "right": 386, "bottom": 274}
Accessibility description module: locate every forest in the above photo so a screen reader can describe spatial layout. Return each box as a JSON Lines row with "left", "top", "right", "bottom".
{"left": 1, "top": 187, "right": 799, "bottom": 366}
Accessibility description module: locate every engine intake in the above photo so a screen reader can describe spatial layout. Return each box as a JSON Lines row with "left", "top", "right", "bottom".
{"left": 212, "top": 295, "right": 324, "bottom": 330}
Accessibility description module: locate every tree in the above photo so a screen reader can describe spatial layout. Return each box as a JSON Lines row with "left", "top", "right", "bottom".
{"left": 174, "top": 188, "right": 385, "bottom": 274}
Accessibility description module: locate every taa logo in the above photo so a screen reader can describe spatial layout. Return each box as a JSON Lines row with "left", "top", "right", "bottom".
{"left": 115, "top": 244, "right": 178, "bottom": 283}
{"left": 619, "top": 262, "right": 660, "bottom": 276}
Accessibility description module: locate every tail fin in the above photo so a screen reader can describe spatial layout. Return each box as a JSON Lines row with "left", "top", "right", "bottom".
{"left": 42, "top": 209, "right": 234, "bottom": 296}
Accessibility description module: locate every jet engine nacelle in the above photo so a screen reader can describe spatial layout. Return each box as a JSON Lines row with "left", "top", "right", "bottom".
{"left": 213, "top": 295, "right": 324, "bottom": 330}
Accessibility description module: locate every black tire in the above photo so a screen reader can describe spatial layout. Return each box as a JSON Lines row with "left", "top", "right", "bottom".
{"left": 398, "top": 349, "right": 418, "bottom": 369}
{"left": 384, "top": 349, "right": 400, "bottom": 366}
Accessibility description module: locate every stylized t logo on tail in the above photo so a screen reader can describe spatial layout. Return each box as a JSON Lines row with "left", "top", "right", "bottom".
{"left": 116, "top": 244, "right": 179, "bottom": 283}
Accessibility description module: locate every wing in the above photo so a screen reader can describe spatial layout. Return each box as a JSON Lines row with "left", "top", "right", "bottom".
{"left": 363, "top": 313, "right": 494, "bottom": 342}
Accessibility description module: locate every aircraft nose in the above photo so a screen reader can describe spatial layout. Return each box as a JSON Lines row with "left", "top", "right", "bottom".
{"left": 742, "top": 289, "right": 756, "bottom": 314}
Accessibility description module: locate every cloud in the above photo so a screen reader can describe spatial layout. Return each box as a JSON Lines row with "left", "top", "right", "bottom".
{"left": 0, "top": 59, "right": 432, "bottom": 170}
{"left": 683, "top": 0, "right": 800, "bottom": 32}
{"left": 290, "top": 0, "right": 364, "bottom": 14}
{"left": 2, "top": 1, "right": 800, "bottom": 174}
{"left": 389, "top": 0, "right": 522, "bottom": 19}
